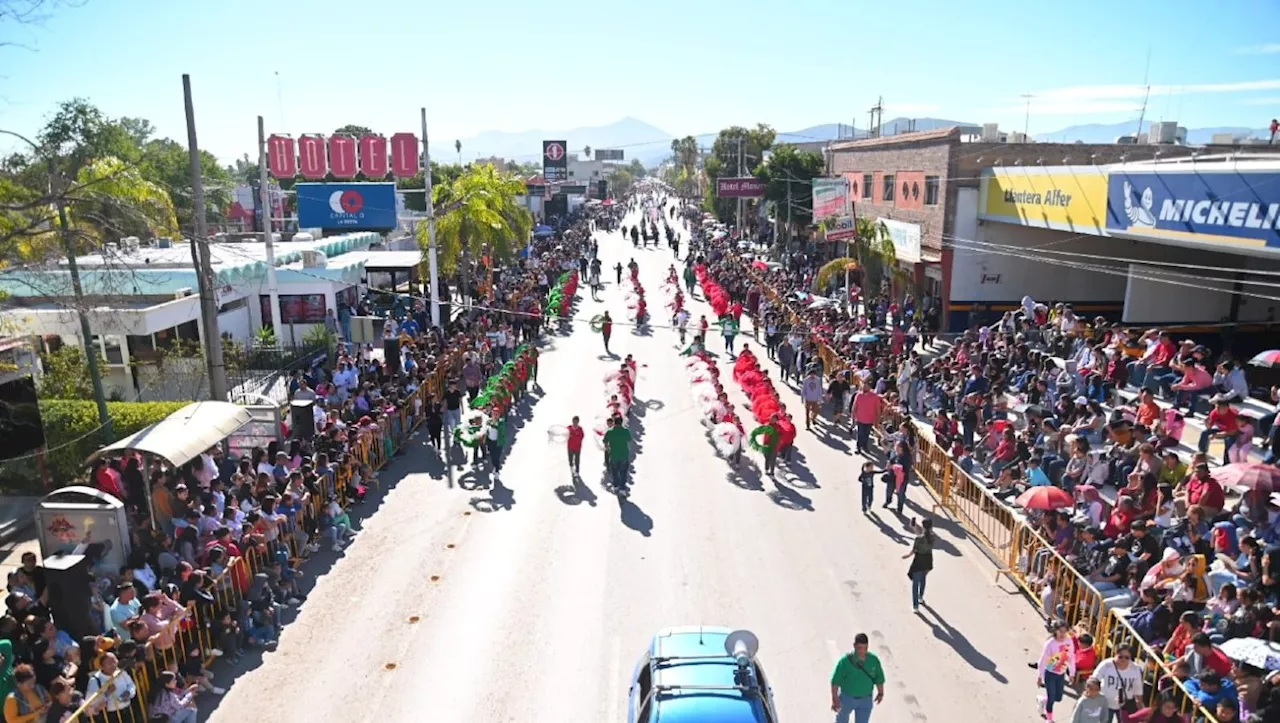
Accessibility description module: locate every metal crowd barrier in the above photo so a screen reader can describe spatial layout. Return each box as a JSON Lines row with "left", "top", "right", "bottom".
{"left": 730, "top": 258, "right": 1219, "bottom": 723}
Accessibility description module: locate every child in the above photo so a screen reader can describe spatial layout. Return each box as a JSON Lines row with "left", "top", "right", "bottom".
{"left": 1229, "top": 417, "right": 1255, "bottom": 463}
{"left": 1070, "top": 677, "right": 1108, "bottom": 722}
{"left": 179, "top": 644, "right": 224, "bottom": 696}
{"left": 858, "top": 462, "right": 879, "bottom": 514}
{"left": 1073, "top": 630, "right": 1097, "bottom": 681}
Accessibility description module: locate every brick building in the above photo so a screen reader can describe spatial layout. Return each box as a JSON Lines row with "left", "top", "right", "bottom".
{"left": 827, "top": 127, "right": 1195, "bottom": 330}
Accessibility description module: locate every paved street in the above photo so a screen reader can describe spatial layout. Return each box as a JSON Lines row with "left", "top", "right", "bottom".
{"left": 209, "top": 205, "right": 1056, "bottom": 722}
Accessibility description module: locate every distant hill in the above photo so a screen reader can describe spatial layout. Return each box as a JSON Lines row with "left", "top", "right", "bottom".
{"left": 1035, "top": 119, "right": 1271, "bottom": 144}
{"left": 456, "top": 116, "right": 674, "bottom": 166}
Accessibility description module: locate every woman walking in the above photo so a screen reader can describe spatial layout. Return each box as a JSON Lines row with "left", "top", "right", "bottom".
{"left": 903, "top": 518, "right": 935, "bottom": 611}
{"left": 1035, "top": 620, "right": 1076, "bottom": 721}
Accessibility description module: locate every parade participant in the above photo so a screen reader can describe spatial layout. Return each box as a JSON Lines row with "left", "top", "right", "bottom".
{"left": 635, "top": 296, "right": 648, "bottom": 326}
{"left": 674, "top": 307, "right": 690, "bottom": 345}
{"left": 614, "top": 262, "right": 623, "bottom": 285}
{"left": 699, "top": 314, "right": 709, "bottom": 337}
{"left": 601, "top": 311, "right": 613, "bottom": 354}
{"left": 683, "top": 265, "right": 697, "bottom": 295}
{"left": 751, "top": 413, "right": 783, "bottom": 476}
{"left": 604, "top": 416, "right": 633, "bottom": 494}
{"left": 721, "top": 315, "right": 739, "bottom": 355}
{"left": 566, "top": 416, "right": 584, "bottom": 476}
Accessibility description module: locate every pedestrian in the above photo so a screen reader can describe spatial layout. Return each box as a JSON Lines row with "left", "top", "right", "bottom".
{"left": 567, "top": 416, "right": 584, "bottom": 476}
{"left": 1092, "top": 644, "right": 1142, "bottom": 721}
{"left": 777, "top": 335, "right": 795, "bottom": 380}
{"left": 721, "top": 315, "right": 738, "bottom": 354}
{"left": 902, "top": 517, "right": 934, "bottom": 611}
{"left": 603, "top": 415, "right": 632, "bottom": 494}
{"left": 882, "top": 461, "right": 905, "bottom": 513}
{"left": 801, "top": 368, "right": 824, "bottom": 430}
{"left": 615, "top": 262, "right": 623, "bottom": 285}
{"left": 443, "top": 379, "right": 464, "bottom": 443}
{"left": 485, "top": 407, "right": 506, "bottom": 474}
{"left": 889, "top": 439, "right": 912, "bottom": 514}
{"left": 858, "top": 462, "right": 878, "bottom": 514}
{"left": 829, "top": 633, "right": 885, "bottom": 723}
{"left": 1035, "top": 620, "right": 1076, "bottom": 721}
{"left": 1070, "top": 678, "right": 1107, "bottom": 723}
{"left": 601, "top": 311, "right": 613, "bottom": 354}
{"left": 852, "top": 384, "right": 882, "bottom": 455}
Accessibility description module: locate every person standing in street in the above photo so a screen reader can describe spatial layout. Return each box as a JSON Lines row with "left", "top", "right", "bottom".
{"left": 801, "top": 368, "right": 824, "bottom": 430}
{"left": 566, "top": 416, "right": 584, "bottom": 476}
{"left": 830, "top": 633, "right": 885, "bottom": 723}
{"left": 852, "top": 383, "right": 882, "bottom": 455}
{"left": 902, "top": 517, "right": 934, "bottom": 611}
{"left": 1035, "top": 620, "right": 1077, "bottom": 721}
{"left": 601, "top": 312, "right": 613, "bottom": 355}
{"left": 721, "top": 315, "right": 739, "bottom": 355}
{"left": 1092, "top": 645, "right": 1142, "bottom": 721}
{"left": 603, "top": 416, "right": 632, "bottom": 495}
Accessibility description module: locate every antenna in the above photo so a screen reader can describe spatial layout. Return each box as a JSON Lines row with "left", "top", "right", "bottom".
{"left": 869, "top": 97, "right": 884, "bottom": 138}
{"left": 274, "top": 71, "right": 286, "bottom": 128}
{"left": 1135, "top": 47, "right": 1152, "bottom": 136}
{"left": 1018, "top": 94, "right": 1034, "bottom": 139}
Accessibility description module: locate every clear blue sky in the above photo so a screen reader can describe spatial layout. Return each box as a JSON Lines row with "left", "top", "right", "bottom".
{"left": 2, "top": 0, "right": 1278, "bottom": 163}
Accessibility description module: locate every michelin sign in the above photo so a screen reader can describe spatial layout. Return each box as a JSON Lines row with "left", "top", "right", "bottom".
{"left": 1106, "top": 170, "right": 1280, "bottom": 250}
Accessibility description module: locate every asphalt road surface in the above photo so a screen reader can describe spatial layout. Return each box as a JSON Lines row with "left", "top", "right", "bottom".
{"left": 208, "top": 203, "right": 1058, "bottom": 722}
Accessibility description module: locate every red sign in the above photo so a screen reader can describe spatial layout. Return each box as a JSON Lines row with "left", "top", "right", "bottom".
{"left": 544, "top": 142, "right": 565, "bottom": 161}
{"left": 715, "top": 177, "right": 767, "bottom": 198}
{"left": 328, "top": 135, "right": 357, "bottom": 179}
{"left": 359, "top": 135, "right": 389, "bottom": 178}
{"left": 390, "top": 132, "right": 420, "bottom": 178}
{"left": 298, "top": 135, "right": 328, "bottom": 179}
{"left": 266, "top": 135, "right": 296, "bottom": 178}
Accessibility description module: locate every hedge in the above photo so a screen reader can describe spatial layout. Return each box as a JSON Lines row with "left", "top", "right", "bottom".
{"left": 0, "top": 400, "right": 189, "bottom": 494}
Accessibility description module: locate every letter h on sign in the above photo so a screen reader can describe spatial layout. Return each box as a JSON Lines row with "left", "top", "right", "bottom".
{"left": 266, "top": 135, "right": 297, "bottom": 178}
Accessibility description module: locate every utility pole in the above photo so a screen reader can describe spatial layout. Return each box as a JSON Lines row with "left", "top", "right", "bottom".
{"left": 736, "top": 137, "right": 744, "bottom": 235}
{"left": 869, "top": 97, "right": 884, "bottom": 138}
{"left": 1019, "top": 94, "right": 1034, "bottom": 140}
{"left": 257, "top": 116, "right": 283, "bottom": 337}
{"left": 785, "top": 180, "right": 792, "bottom": 248}
{"left": 421, "top": 108, "right": 442, "bottom": 328}
{"left": 182, "top": 74, "right": 228, "bottom": 401}
{"left": 51, "top": 161, "right": 112, "bottom": 439}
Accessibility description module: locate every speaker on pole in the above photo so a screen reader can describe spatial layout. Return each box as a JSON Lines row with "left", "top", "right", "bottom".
{"left": 290, "top": 399, "right": 315, "bottom": 439}
{"left": 384, "top": 337, "right": 401, "bottom": 375}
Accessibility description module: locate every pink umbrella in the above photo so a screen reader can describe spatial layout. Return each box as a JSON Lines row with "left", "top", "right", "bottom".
{"left": 1213, "top": 463, "right": 1280, "bottom": 492}
{"left": 1015, "top": 486, "right": 1074, "bottom": 511}
{"left": 751, "top": 260, "right": 768, "bottom": 271}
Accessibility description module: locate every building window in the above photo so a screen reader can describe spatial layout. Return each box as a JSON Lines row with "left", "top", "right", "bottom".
{"left": 925, "top": 176, "right": 940, "bottom": 205}
{"left": 882, "top": 174, "right": 895, "bottom": 202}
{"left": 862, "top": 174, "right": 873, "bottom": 199}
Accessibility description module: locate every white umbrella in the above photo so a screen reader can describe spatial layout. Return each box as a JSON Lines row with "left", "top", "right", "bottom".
{"left": 1219, "top": 637, "right": 1280, "bottom": 671}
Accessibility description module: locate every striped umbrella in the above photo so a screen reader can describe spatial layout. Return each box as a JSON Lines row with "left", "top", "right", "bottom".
{"left": 1248, "top": 349, "right": 1280, "bottom": 368}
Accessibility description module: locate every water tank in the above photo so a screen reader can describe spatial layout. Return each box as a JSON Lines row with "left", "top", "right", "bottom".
{"left": 981, "top": 123, "right": 1001, "bottom": 142}
{"left": 1148, "top": 122, "right": 1178, "bottom": 144}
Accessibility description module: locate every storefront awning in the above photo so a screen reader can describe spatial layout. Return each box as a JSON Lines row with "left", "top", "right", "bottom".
{"left": 85, "top": 401, "right": 252, "bottom": 469}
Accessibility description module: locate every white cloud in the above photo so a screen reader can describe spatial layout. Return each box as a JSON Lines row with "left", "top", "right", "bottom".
{"left": 978, "top": 79, "right": 1280, "bottom": 117}
{"left": 1242, "top": 96, "right": 1280, "bottom": 106}
{"left": 1238, "top": 44, "right": 1280, "bottom": 55}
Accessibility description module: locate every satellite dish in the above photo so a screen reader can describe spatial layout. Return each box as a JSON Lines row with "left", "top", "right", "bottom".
{"left": 723, "top": 629, "right": 760, "bottom": 664}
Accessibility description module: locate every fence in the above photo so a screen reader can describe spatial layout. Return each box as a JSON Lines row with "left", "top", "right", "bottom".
{"left": 224, "top": 340, "right": 331, "bottom": 405}
{"left": 63, "top": 348, "right": 457, "bottom": 721}
{"left": 736, "top": 259, "right": 1219, "bottom": 722}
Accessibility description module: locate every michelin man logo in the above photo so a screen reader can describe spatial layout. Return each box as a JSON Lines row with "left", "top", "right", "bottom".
{"left": 1122, "top": 180, "right": 1157, "bottom": 228}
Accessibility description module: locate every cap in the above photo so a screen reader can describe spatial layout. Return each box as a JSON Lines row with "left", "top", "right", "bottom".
{"left": 1074, "top": 396, "right": 1088, "bottom": 405}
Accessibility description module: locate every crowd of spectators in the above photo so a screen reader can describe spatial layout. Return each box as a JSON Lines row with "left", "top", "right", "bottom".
{"left": 684, "top": 206, "right": 1280, "bottom": 722}
{"left": 11, "top": 204, "right": 610, "bottom": 721}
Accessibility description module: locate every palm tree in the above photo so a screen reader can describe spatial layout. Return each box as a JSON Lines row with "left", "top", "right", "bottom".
{"left": 584, "top": 145, "right": 592, "bottom": 159}
{"left": 813, "top": 217, "right": 898, "bottom": 296}
{"left": 419, "top": 164, "right": 532, "bottom": 302}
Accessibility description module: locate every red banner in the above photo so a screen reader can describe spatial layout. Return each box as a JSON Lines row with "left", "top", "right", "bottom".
{"left": 715, "top": 177, "right": 767, "bottom": 198}
{"left": 328, "top": 135, "right": 357, "bottom": 179}
{"left": 266, "top": 135, "right": 296, "bottom": 178}
{"left": 297, "top": 135, "right": 327, "bottom": 179}
{"left": 359, "top": 135, "right": 388, "bottom": 178}
{"left": 389, "top": 132, "right": 420, "bottom": 178}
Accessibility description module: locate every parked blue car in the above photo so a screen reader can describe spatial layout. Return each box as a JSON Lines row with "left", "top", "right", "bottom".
{"left": 627, "top": 627, "right": 778, "bottom": 723}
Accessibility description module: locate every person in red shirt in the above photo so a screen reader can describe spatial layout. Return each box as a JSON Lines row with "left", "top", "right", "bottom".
{"left": 566, "top": 416, "right": 585, "bottom": 476}
{"left": 775, "top": 413, "right": 797, "bottom": 462}
{"left": 1180, "top": 463, "right": 1225, "bottom": 517}
{"left": 1199, "top": 398, "right": 1240, "bottom": 465}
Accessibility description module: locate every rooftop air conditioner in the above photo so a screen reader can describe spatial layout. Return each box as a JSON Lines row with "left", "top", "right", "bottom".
{"left": 121, "top": 237, "right": 141, "bottom": 253}
{"left": 300, "top": 250, "right": 328, "bottom": 268}
{"left": 174, "top": 287, "right": 194, "bottom": 300}
{"left": 156, "top": 237, "right": 173, "bottom": 249}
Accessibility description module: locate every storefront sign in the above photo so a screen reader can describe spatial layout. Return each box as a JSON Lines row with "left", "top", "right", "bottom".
{"left": 716, "top": 177, "right": 766, "bottom": 198}
{"left": 266, "top": 132, "right": 418, "bottom": 179}
{"left": 981, "top": 167, "right": 1109, "bottom": 235}
{"left": 812, "top": 177, "right": 852, "bottom": 220}
{"left": 1106, "top": 169, "right": 1280, "bottom": 249}
{"left": 824, "top": 215, "right": 857, "bottom": 241}
{"left": 879, "top": 218, "right": 922, "bottom": 264}
{"left": 543, "top": 140, "right": 568, "bottom": 182}
{"left": 296, "top": 182, "right": 398, "bottom": 230}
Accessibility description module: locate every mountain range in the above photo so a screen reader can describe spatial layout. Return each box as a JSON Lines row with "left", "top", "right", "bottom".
{"left": 456, "top": 116, "right": 1273, "bottom": 168}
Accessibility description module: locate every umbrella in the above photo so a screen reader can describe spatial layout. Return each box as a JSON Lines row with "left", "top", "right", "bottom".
{"left": 1015, "top": 486, "right": 1074, "bottom": 511}
{"left": 533, "top": 225, "right": 554, "bottom": 237}
{"left": 1213, "top": 463, "right": 1280, "bottom": 492}
{"left": 751, "top": 260, "right": 769, "bottom": 271}
{"left": 602, "top": 199, "right": 615, "bottom": 206}
{"left": 1219, "top": 637, "right": 1280, "bottom": 671}
{"left": 1249, "top": 349, "right": 1280, "bottom": 368}
{"left": 849, "top": 333, "right": 879, "bottom": 343}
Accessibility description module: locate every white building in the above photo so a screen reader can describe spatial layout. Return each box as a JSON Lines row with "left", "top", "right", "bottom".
{"left": 0, "top": 232, "right": 421, "bottom": 400}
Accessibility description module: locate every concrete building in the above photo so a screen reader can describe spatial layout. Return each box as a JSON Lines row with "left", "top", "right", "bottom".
{"left": 0, "top": 233, "right": 420, "bottom": 400}
{"left": 827, "top": 126, "right": 1196, "bottom": 329}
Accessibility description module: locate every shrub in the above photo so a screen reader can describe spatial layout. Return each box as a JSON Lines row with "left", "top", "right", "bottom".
{"left": 0, "top": 400, "right": 189, "bottom": 493}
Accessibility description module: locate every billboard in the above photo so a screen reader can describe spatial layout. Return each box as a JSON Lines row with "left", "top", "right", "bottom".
{"left": 266, "top": 132, "right": 418, "bottom": 179}
{"left": 296, "top": 182, "right": 398, "bottom": 230}
{"left": 716, "top": 177, "right": 767, "bottom": 198}
{"left": 812, "top": 177, "right": 851, "bottom": 220}
{"left": 879, "top": 218, "right": 922, "bottom": 264}
{"left": 561, "top": 184, "right": 588, "bottom": 195}
{"left": 824, "top": 215, "right": 857, "bottom": 242}
{"left": 595, "top": 149, "right": 624, "bottom": 161}
{"left": 543, "top": 140, "right": 568, "bottom": 182}
{"left": 1106, "top": 170, "right": 1280, "bottom": 249}
{"left": 981, "top": 166, "right": 1109, "bottom": 235}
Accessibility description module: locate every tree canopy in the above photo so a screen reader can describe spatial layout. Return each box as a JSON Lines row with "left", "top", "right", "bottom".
{"left": 755, "top": 143, "right": 826, "bottom": 238}
{"left": 415, "top": 163, "right": 533, "bottom": 276}
{"left": 703, "top": 124, "right": 775, "bottom": 223}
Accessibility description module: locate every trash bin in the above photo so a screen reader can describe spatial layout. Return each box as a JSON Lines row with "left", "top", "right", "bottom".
{"left": 35, "top": 486, "right": 131, "bottom": 573}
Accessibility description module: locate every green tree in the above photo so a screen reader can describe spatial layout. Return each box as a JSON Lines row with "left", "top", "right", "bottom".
{"left": 626, "top": 159, "right": 647, "bottom": 178}
{"left": 397, "top": 162, "right": 466, "bottom": 212}
{"left": 814, "top": 217, "right": 899, "bottom": 294}
{"left": 36, "top": 345, "right": 107, "bottom": 400}
{"left": 334, "top": 124, "right": 373, "bottom": 136}
{"left": 755, "top": 144, "right": 825, "bottom": 242}
{"left": 417, "top": 164, "right": 532, "bottom": 296}
{"left": 668, "top": 136, "right": 700, "bottom": 198}
{"left": 583, "top": 145, "right": 592, "bottom": 159}
{"left": 606, "top": 167, "right": 635, "bottom": 197}
{"left": 138, "top": 138, "right": 232, "bottom": 235}
{"left": 703, "top": 124, "right": 775, "bottom": 223}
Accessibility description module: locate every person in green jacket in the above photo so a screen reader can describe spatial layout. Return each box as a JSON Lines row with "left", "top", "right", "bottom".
{"left": 830, "top": 633, "right": 884, "bottom": 723}
{"left": 683, "top": 265, "right": 697, "bottom": 296}
{"left": 0, "top": 639, "right": 14, "bottom": 709}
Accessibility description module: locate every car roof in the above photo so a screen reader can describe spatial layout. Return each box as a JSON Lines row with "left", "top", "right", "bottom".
{"left": 647, "top": 627, "right": 768, "bottom": 723}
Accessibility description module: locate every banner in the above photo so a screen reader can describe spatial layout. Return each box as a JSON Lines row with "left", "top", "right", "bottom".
{"left": 543, "top": 140, "right": 568, "bottom": 182}
{"left": 716, "top": 177, "right": 766, "bottom": 198}
{"left": 1106, "top": 169, "right": 1280, "bottom": 249}
{"left": 824, "top": 215, "right": 857, "bottom": 242}
{"left": 879, "top": 218, "right": 922, "bottom": 264}
{"left": 981, "top": 166, "right": 1109, "bottom": 235}
{"left": 812, "top": 177, "right": 851, "bottom": 220}
{"left": 296, "top": 182, "right": 398, "bottom": 230}
{"left": 595, "top": 149, "right": 624, "bottom": 161}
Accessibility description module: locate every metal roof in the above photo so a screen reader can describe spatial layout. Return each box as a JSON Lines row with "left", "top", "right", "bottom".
{"left": 85, "top": 401, "right": 252, "bottom": 469}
